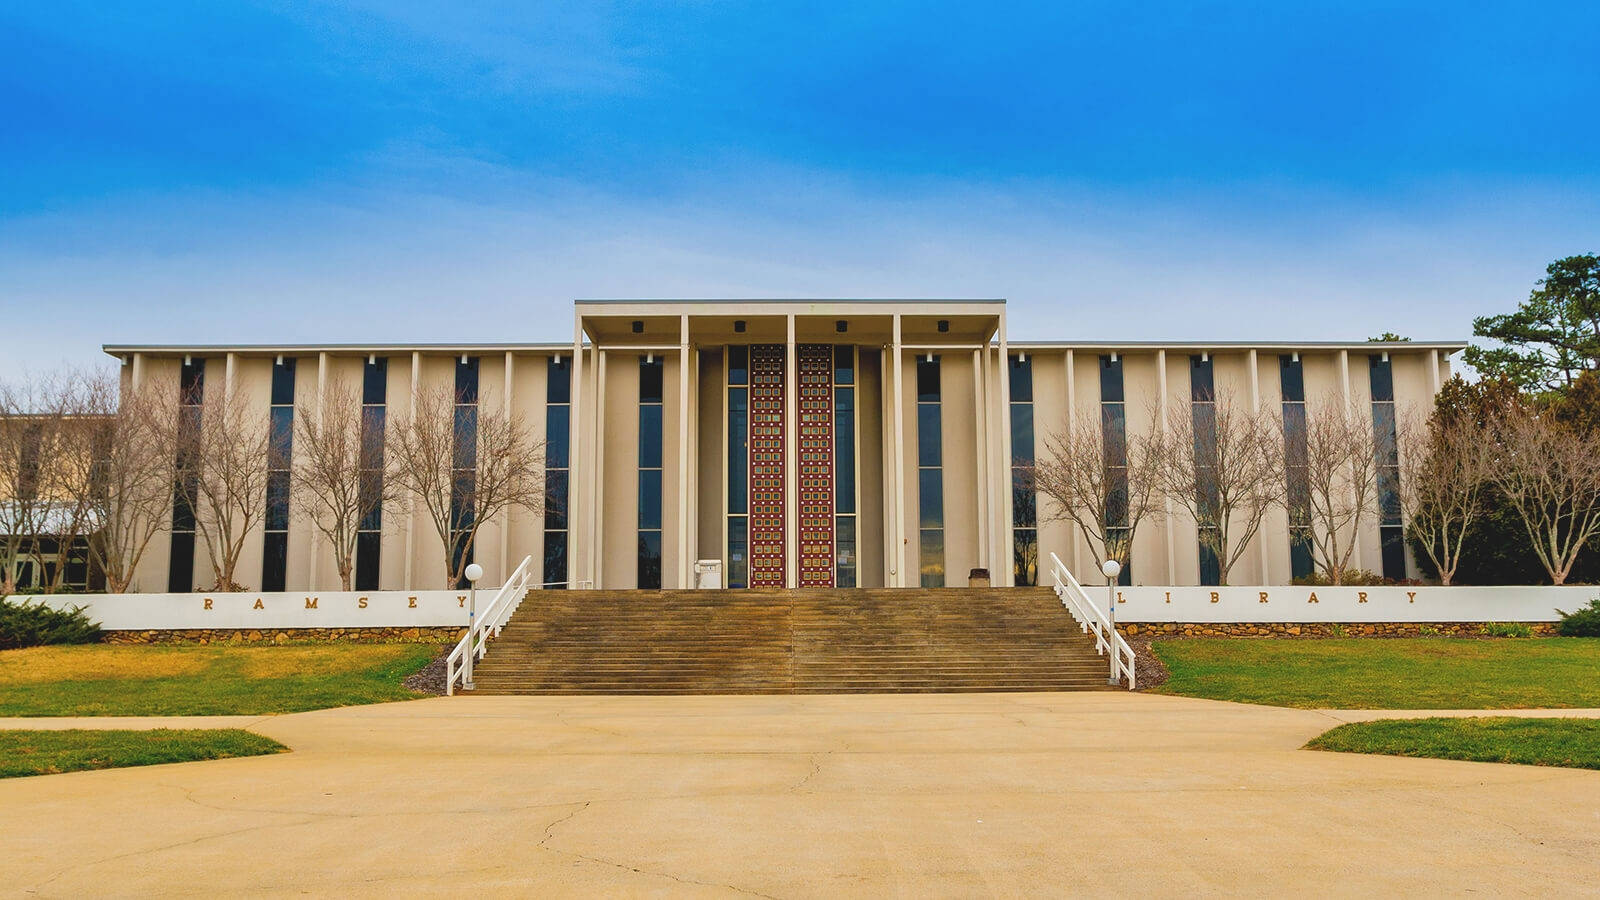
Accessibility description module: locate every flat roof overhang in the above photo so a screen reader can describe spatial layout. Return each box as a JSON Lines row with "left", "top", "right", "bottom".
{"left": 576, "top": 298, "right": 1005, "bottom": 346}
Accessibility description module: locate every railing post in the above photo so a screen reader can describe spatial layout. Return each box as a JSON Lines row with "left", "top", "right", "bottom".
{"left": 463, "top": 563, "right": 483, "bottom": 691}
{"left": 1101, "top": 560, "right": 1122, "bottom": 685}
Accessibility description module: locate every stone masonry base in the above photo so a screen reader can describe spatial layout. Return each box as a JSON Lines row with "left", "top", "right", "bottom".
{"left": 103, "top": 626, "right": 465, "bottom": 644}
{"left": 1118, "top": 622, "right": 1557, "bottom": 638}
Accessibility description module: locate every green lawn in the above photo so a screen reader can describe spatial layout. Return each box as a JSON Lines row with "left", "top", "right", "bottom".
{"left": 0, "top": 728, "right": 287, "bottom": 778}
{"left": 1307, "top": 717, "right": 1600, "bottom": 770}
{"left": 0, "top": 643, "right": 439, "bottom": 716}
{"left": 1151, "top": 637, "right": 1600, "bottom": 708}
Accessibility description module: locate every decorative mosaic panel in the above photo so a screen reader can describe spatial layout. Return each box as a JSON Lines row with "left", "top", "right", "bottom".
{"left": 797, "top": 344, "right": 836, "bottom": 587}
{"left": 748, "top": 345, "right": 787, "bottom": 587}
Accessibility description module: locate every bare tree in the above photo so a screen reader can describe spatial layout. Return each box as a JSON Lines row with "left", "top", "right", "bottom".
{"left": 171, "top": 388, "right": 271, "bottom": 591}
{"left": 31, "top": 374, "right": 103, "bottom": 593}
{"left": 292, "top": 377, "right": 396, "bottom": 591}
{"left": 1488, "top": 404, "right": 1600, "bottom": 585}
{"left": 1300, "top": 394, "right": 1382, "bottom": 585}
{"left": 1156, "top": 391, "right": 1283, "bottom": 585}
{"left": 1030, "top": 407, "right": 1164, "bottom": 573}
{"left": 65, "top": 374, "right": 178, "bottom": 593}
{"left": 389, "top": 384, "right": 545, "bottom": 588}
{"left": 0, "top": 379, "right": 52, "bottom": 594}
{"left": 1397, "top": 406, "right": 1490, "bottom": 586}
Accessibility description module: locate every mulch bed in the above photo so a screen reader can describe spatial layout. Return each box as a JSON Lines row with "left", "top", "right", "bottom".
{"left": 1126, "top": 636, "right": 1170, "bottom": 690}
{"left": 403, "top": 649, "right": 450, "bottom": 696}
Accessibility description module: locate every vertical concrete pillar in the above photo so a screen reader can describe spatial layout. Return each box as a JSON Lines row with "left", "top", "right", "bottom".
{"left": 972, "top": 347, "right": 988, "bottom": 572}
{"left": 501, "top": 350, "right": 514, "bottom": 582}
{"left": 404, "top": 351, "right": 420, "bottom": 591}
{"left": 1250, "top": 349, "right": 1270, "bottom": 582}
{"left": 1066, "top": 348, "right": 1080, "bottom": 576}
{"left": 996, "top": 312, "right": 1012, "bottom": 586}
{"left": 309, "top": 351, "right": 327, "bottom": 591}
{"left": 594, "top": 350, "right": 607, "bottom": 589}
{"left": 1340, "top": 348, "right": 1362, "bottom": 572}
{"left": 678, "top": 315, "right": 691, "bottom": 588}
{"left": 891, "top": 315, "right": 905, "bottom": 587}
{"left": 1158, "top": 349, "right": 1175, "bottom": 585}
{"left": 569, "top": 317, "right": 584, "bottom": 588}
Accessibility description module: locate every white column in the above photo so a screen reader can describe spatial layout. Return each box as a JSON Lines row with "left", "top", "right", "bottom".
{"left": 891, "top": 316, "right": 906, "bottom": 587}
{"left": 593, "top": 350, "right": 607, "bottom": 589}
{"left": 1340, "top": 348, "right": 1362, "bottom": 572}
{"left": 1065, "top": 349, "right": 1081, "bottom": 576}
{"left": 1428, "top": 348, "right": 1441, "bottom": 395}
{"left": 996, "top": 314, "right": 1012, "bottom": 586}
{"left": 784, "top": 314, "right": 798, "bottom": 588}
{"left": 569, "top": 317, "right": 584, "bottom": 588}
{"left": 131, "top": 352, "right": 145, "bottom": 391}
{"left": 1250, "top": 349, "right": 1270, "bottom": 582}
{"left": 678, "top": 315, "right": 691, "bottom": 588}
{"left": 404, "top": 351, "right": 420, "bottom": 591}
{"left": 1158, "top": 350, "right": 1175, "bottom": 585}
{"left": 972, "top": 348, "right": 989, "bottom": 572}
{"left": 501, "top": 351, "right": 514, "bottom": 581}
{"left": 224, "top": 352, "right": 237, "bottom": 404}
{"left": 309, "top": 351, "right": 327, "bottom": 590}
{"left": 881, "top": 341, "right": 895, "bottom": 587}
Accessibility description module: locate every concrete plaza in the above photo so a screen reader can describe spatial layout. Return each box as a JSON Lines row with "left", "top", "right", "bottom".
{"left": 3, "top": 692, "right": 1598, "bottom": 896}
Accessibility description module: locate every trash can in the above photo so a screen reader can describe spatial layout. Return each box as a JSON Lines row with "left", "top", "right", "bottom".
{"left": 694, "top": 559, "right": 724, "bottom": 590}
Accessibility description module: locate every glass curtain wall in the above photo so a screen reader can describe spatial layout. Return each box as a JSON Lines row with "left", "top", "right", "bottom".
{"left": 355, "top": 357, "right": 386, "bottom": 590}
{"left": 262, "top": 358, "right": 295, "bottom": 591}
{"left": 167, "top": 358, "right": 204, "bottom": 591}
{"left": 1190, "top": 355, "right": 1221, "bottom": 585}
{"left": 916, "top": 356, "right": 944, "bottom": 587}
{"left": 1280, "top": 355, "right": 1314, "bottom": 579}
{"left": 1009, "top": 353, "right": 1037, "bottom": 585}
{"left": 543, "top": 356, "right": 571, "bottom": 587}
{"left": 1100, "top": 355, "right": 1132, "bottom": 585}
{"left": 638, "top": 356, "right": 664, "bottom": 588}
{"left": 449, "top": 357, "right": 479, "bottom": 589}
{"left": 1370, "top": 356, "right": 1405, "bottom": 579}
{"left": 726, "top": 347, "right": 749, "bottom": 588}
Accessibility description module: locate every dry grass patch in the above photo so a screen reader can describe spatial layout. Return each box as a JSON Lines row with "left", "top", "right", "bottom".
{"left": 0, "top": 643, "right": 440, "bottom": 716}
{"left": 0, "top": 645, "right": 209, "bottom": 683}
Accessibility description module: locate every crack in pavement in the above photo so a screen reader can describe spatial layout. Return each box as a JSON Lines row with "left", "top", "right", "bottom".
{"left": 535, "top": 801, "right": 781, "bottom": 899}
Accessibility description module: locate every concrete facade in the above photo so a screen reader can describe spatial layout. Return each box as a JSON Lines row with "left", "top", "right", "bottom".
{"left": 106, "top": 300, "right": 1460, "bottom": 593}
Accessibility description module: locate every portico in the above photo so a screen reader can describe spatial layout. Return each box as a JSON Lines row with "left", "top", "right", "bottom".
{"left": 568, "top": 300, "right": 1013, "bottom": 590}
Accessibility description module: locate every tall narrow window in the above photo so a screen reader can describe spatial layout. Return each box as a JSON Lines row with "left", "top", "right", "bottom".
{"left": 726, "top": 346, "right": 749, "bottom": 588}
{"left": 834, "top": 345, "right": 857, "bottom": 587}
{"left": 262, "top": 358, "right": 296, "bottom": 591}
{"left": 355, "top": 357, "right": 387, "bottom": 591}
{"left": 916, "top": 356, "right": 944, "bottom": 587}
{"left": 638, "top": 356, "right": 665, "bottom": 588}
{"left": 543, "top": 356, "right": 571, "bottom": 588}
{"left": 168, "top": 358, "right": 204, "bottom": 591}
{"left": 1370, "top": 356, "right": 1405, "bottom": 580}
{"left": 1280, "top": 354, "right": 1313, "bottom": 579}
{"left": 450, "top": 357, "right": 479, "bottom": 589}
{"left": 1100, "top": 355, "right": 1132, "bottom": 585}
{"left": 1190, "top": 355, "right": 1220, "bottom": 585}
{"left": 1010, "top": 354, "right": 1037, "bottom": 585}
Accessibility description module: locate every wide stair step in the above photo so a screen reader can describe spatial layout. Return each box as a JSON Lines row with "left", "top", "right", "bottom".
{"left": 466, "top": 587, "right": 1114, "bottom": 695}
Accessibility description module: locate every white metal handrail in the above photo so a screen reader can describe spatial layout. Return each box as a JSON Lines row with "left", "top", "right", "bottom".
{"left": 446, "top": 555, "right": 537, "bottom": 695}
{"left": 1048, "top": 552, "right": 1136, "bottom": 689}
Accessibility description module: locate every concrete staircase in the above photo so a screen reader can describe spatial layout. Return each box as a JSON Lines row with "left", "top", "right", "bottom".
{"left": 467, "top": 587, "right": 1115, "bottom": 695}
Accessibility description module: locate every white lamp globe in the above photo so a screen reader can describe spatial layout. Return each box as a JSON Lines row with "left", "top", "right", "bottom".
{"left": 1100, "top": 559, "right": 1122, "bottom": 579}
{"left": 464, "top": 563, "right": 484, "bottom": 583}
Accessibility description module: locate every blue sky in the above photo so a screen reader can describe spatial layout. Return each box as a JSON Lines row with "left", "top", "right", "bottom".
{"left": 3, "top": 1, "right": 1597, "bottom": 377}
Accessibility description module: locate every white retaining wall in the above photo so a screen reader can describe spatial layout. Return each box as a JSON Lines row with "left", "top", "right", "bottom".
{"left": 10, "top": 585, "right": 1593, "bottom": 630}
{"left": 1106, "top": 585, "right": 1592, "bottom": 623}
{"left": 15, "top": 590, "right": 473, "bottom": 630}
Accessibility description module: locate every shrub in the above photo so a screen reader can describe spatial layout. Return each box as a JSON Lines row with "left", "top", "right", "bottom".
{"left": 1417, "top": 624, "right": 1443, "bottom": 637}
{"left": 1291, "top": 570, "right": 1421, "bottom": 587}
{"left": 0, "top": 597, "right": 102, "bottom": 650}
{"left": 1480, "top": 622, "right": 1533, "bottom": 638}
{"left": 1556, "top": 599, "right": 1600, "bottom": 637}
